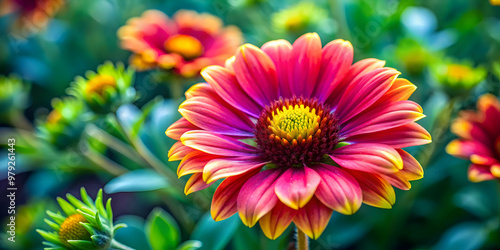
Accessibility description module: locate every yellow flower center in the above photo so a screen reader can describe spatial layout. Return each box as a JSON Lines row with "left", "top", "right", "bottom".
{"left": 84, "top": 75, "right": 117, "bottom": 97}
{"left": 58, "top": 214, "right": 91, "bottom": 246}
{"left": 269, "top": 104, "right": 320, "bottom": 142}
{"left": 46, "top": 110, "right": 62, "bottom": 125}
{"left": 164, "top": 34, "right": 204, "bottom": 60}
{"left": 446, "top": 64, "right": 472, "bottom": 81}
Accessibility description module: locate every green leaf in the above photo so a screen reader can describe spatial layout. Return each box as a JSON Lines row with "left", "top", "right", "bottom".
{"left": 44, "top": 218, "right": 60, "bottom": 231}
{"left": 106, "top": 198, "right": 113, "bottom": 222}
{"left": 47, "top": 211, "right": 66, "bottom": 224}
{"left": 80, "top": 187, "right": 95, "bottom": 209}
{"left": 37, "top": 229, "right": 63, "bottom": 246}
{"left": 66, "top": 193, "right": 87, "bottom": 210}
{"left": 145, "top": 207, "right": 180, "bottom": 250}
{"left": 57, "top": 197, "right": 76, "bottom": 216}
{"left": 190, "top": 213, "right": 239, "bottom": 250}
{"left": 104, "top": 169, "right": 169, "bottom": 193}
{"left": 68, "top": 240, "right": 97, "bottom": 250}
{"left": 177, "top": 240, "right": 202, "bottom": 250}
{"left": 91, "top": 235, "right": 111, "bottom": 249}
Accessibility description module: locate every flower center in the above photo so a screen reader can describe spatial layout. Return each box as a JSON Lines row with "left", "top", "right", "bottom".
{"left": 58, "top": 214, "right": 91, "bottom": 246}
{"left": 255, "top": 97, "right": 340, "bottom": 168}
{"left": 85, "top": 74, "right": 117, "bottom": 97}
{"left": 164, "top": 34, "right": 204, "bottom": 60}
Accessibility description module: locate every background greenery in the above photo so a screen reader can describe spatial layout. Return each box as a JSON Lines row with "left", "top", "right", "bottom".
{"left": 1, "top": 0, "right": 500, "bottom": 249}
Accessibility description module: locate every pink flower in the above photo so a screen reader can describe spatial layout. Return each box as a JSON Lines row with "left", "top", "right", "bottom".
{"left": 166, "top": 33, "right": 431, "bottom": 239}
{"left": 118, "top": 10, "right": 243, "bottom": 77}
{"left": 447, "top": 94, "right": 500, "bottom": 182}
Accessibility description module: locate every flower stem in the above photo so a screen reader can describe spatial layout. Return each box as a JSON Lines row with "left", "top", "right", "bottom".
{"left": 296, "top": 227, "right": 309, "bottom": 250}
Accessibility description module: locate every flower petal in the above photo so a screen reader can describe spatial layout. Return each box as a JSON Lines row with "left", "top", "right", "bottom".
{"left": 293, "top": 197, "right": 332, "bottom": 239}
{"left": 166, "top": 117, "right": 199, "bottom": 140}
{"left": 181, "top": 131, "right": 257, "bottom": 157}
{"left": 178, "top": 151, "right": 219, "bottom": 177}
{"left": 346, "top": 123, "right": 432, "bottom": 148}
{"left": 335, "top": 68, "right": 399, "bottom": 122}
{"left": 259, "top": 202, "right": 297, "bottom": 240}
{"left": 168, "top": 141, "right": 196, "bottom": 161}
{"left": 477, "top": 94, "right": 500, "bottom": 137}
{"left": 233, "top": 44, "right": 279, "bottom": 106}
{"left": 185, "top": 173, "right": 212, "bottom": 195}
{"left": 202, "top": 66, "right": 262, "bottom": 118}
{"left": 179, "top": 96, "right": 255, "bottom": 137}
{"left": 397, "top": 149, "right": 423, "bottom": 181}
{"left": 446, "top": 139, "right": 495, "bottom": 159}
{"left": 330, "top": 143, "right": 403, "bottom": 175}
{"left": 451, "top": 117, "right": 491, "bottom": 147}
{"left": 261, "top": 39, "right": 293, "bottom": 98}
{"left": 203, "top": 157, "right": 268, "bottom": 183}
{"left": 346, "top": 170, "right": 396, "bottom": 208}
{"left": 340, "top": 100, "right": 425, "bottom": 138}
{"left": 211, "top": 169, "right": 259, "bottom": 221}
{"left": 468, "top": 164, "right": 495, "bottom": 183}
{"left": 314, "top": 164, "right": 362, "bottom": 215}
{"left": 313, "top": 39, "right": 353, "bottom": 101}
{"left": 375, "top": 78, "right": 417, "bottom": 104}
{"left": 274, "top": 166, "right": 321, "bottom": 210}
{"left": 237, "top": 169, "right": 282, "bottom": 227}
{"left": 326, "top": 58, "right": 386, "bottom": 108}
{"left": 382, "top": 172, "right": 411, "bottom": 190}
{"left": 289, "top": 33, "right": 322, "bottom": 98}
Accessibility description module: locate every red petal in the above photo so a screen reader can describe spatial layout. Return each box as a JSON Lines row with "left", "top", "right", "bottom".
{"left": 203, "top": 157, "right": 268, "bottom": 183}
{"left": 166, "top": 118, "right": 199, "bottom": 140}
{"left": 330, "top": 143, "right": 403, "bottom": 174}
{"left": 274, "top": 166, "right": 321, "bottom": 210}
{"left": 259, "top": 201, "right": 297, "bottom": 239}
{"left": 261, "top": 39, "right": 293, "bottom": 98}
{"left": 289, "top": 33, "right": 322, "bottom": 98}
{"left": 181, "top": 131, "right": 257, "bottom": 157}
{"left": 314, "top": 164, "right": 362, "bottom": 215}
{"left": 237, "top": 169, "right": 282, "bottom": 227}
{"left": 346, "top": 170, "right": 396, "bottom": 209}
{"left": 184, "top": 173, "right": 212, "bottom": 195}
{"left": 233, "top": 44, "right": 279, "bottom": 106}
{"left": 211, "top": 169, "right": 259, "bottom": 221}
{"left": 293, "top": 197, "right": 333, "bottom": 239}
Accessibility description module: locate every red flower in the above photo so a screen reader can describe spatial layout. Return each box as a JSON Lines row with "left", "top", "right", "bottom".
{"left": 118, "top": 10, "right": 243, "bottom": 77}
{"left": 166, "top": 33, "right": 431, "bottom": 239}
{"left": 447, "top": 94, "right": 500, "bottom": 182}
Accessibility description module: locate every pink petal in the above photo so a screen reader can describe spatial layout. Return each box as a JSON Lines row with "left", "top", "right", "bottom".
{"left": 179, "top": 96, "right": 255, "bottom": 137}
{"left": 341, "top": 100, "right": 425, "bottom": 138}
{"left": 397, "top": 149, "right": 424, "bottom": 181}
{"left": 382, "top": 172, "right": 411, "bottom": 190}
{"left": 330, "top": 143, "right": 403, "bottom": 175}
{"left": 446, "top": 139, "right": 495, "bottom": 159}
{"left": 211, "top": 169, "right": 259, "bottom": 221}
{"left": 477, "top": 94, "right": 500, "bottom": 138}
{"left": 261, "top": 40, "right": 293, "bottom": 98}
{"left": 289, "top": 33, "right": 322, "bottom": 98}
{"left": 185, "top": 83, "right": 215, "bottom": 99}
{"left": 346, "top": 169, "right": 396, "bottom": 209}
{"left": 451, "top": 117, "right": 492, "bottom": 148}
{"left": 293, "top": 196, "right": 333, "bottom": 239}
{"left": 468, "top": 164, "right": 495, "bottom": 182}
{"left": 346, "top": 123, "right": 432, "bottom": 148}
{"left": 259, "top": 201, "right": 298, "bottom": 239}
{"left": 313, "top": 164, "right": 362, "bottom": 215}
{"left": 181, "top": 131, "right": 257, "bottom": 157}
{"left": 237, "top": 169, "right": 283, "bottom": 227}
{"left": 233, "top": 44, "right": 279, "bottom": 106}
{"left": 203, "top": 157, "right": 268, "bottom": 183}
{"left": 185, "top": 173, "right": 212, "bottom": 195}
{"left": 326, "top": 58, "right": 386, "bottom": 108}
{"left": 375, "top": 78, "right": 417, "bottom": 105}
{"left": 313, "top": 39, "right": 353, "bottom": 101}
{"left": 166, "top": 118, "right": 200, "bottom": 140}
{"left": 168, "top": 141, "right": 196, "bottom": 161}
{"left": 202, "top": 66, "right": 262, "bottom": 118}
{"left": 274, "top": 166, "right": 321, "bottom": 210}
{"left": 335, "top": 68, "right": 400, "bottom": 122}
{"left": 178, "top": 151, "right": 219, "bottom": 177}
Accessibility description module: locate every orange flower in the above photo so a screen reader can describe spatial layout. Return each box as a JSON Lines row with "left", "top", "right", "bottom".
{"left": 447, "top": 94, "right": 500, "bottom": 182}
{"left": 118, "top": 10, "right": 243, "bottom": 77}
